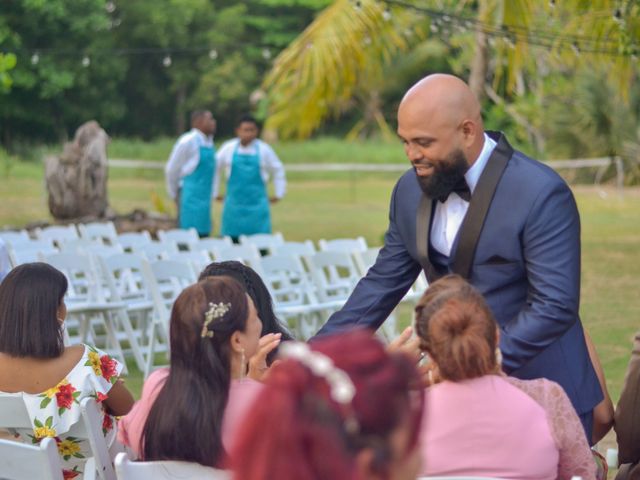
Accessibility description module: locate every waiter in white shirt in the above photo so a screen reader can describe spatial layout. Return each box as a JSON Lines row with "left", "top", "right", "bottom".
{"left": 214, "top": 114, "right": 286, "bottom": 240}
{"left": 165, "top": 110, "right": 217, "bottom": 237}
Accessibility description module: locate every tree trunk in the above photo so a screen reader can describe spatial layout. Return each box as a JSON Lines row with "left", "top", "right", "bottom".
{"left": 469, "top": 0, "right": 490, "bottom": 101}
{"left": 175, "top": 85, "right": 187, "bottom": 134}
{"left": 45, "top": 121, "right": 110, "bottom": 220}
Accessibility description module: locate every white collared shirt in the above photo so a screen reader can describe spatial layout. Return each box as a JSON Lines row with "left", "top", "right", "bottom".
{"left": 430, "top": 133, "right": 497, "bottom": 256}
{"left": 165, "top": 128, "right": 215, "bottom": 200}
{"left": 213, "top": 138, "right": 287, "bottom": 199}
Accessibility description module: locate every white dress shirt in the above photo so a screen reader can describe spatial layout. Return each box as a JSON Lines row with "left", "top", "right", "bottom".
{"left": 164, "top": 128, "right": 215, "bottom": 200}
{"left": 431, "top": 133, "right": 497, "bottom": 256}
{"left": 213, "top": 138, "right": 286, "bottom": 199}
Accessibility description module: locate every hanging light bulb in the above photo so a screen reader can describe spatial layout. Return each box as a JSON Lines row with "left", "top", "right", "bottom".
{"left": 163, "top": 55, "right": 172, "bottom": 67}
{"left": 82, "top": 56, "right": 90, "bottom": 67}
{"left": 105, "top": 1, "right": 116, "bottom": 13}
{"left": 549, "top": 0, "right": 555, "bottom": 8}
{"left": 613, "top": 8, "right": 623, "bottom": 24}
{"left": 31, "top": 53, "right": 40, "bottom": 65}
{"left": 261, "top": 48, "right": 271, "bottom": 60}
{"left": 430, "top": 23, "right": 439, "bottom": 33}
{"left": 208, "top": 49, "right": 218, "bottom": 60}
{"left": 382, "top": 7, "right": 392, "bottom": 21}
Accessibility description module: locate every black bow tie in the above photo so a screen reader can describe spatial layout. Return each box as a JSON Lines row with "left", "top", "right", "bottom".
{"left": 438, "top": 178, "right": 471, "bottom": 203}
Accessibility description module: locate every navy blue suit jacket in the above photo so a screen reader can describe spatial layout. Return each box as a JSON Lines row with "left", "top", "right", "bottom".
{"left": 317, "top": 132, "right": 602, "bottom": 417}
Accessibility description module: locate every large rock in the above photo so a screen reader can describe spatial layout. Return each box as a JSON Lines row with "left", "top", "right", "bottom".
{"left": 45, "top": 121, "right": 110, "bottom": 219}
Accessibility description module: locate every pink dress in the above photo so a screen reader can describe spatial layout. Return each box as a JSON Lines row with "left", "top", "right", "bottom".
{"left": 419, "top": 375, "right": 596, "bottom": 480}
{"left": 117, "top": 368, "right": 263, "bottom": 457}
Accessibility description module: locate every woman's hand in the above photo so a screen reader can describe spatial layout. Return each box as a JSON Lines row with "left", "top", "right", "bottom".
{"left": 387, "top": 326, "right": 422, "bottom": 363}
{"left": 247, "top": 333, "right": 282, "bottom": 381}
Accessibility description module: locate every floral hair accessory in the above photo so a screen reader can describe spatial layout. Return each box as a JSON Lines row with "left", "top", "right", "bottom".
{"left": 200, "top": 302, "right": 231, "bottom": 338}
{"left": 279, "top": 341, "right": 359, "bottom": 433}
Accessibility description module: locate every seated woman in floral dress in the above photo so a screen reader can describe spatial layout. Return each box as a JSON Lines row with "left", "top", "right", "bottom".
{"left": 415, "top": 274, "right": 596, "bottom": 480}
{"left": 0, "top": 262, "right": 134, "bottom": 479}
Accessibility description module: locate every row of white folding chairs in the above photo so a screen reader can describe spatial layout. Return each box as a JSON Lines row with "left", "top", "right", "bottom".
{"left": 0, "top": 396, "right": 118, "bottom": 480}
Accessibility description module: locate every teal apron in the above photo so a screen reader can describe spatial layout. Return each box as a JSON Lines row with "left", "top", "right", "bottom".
{"left": 221, "top": 142, "right": 271, "bottom": 237}
{"left": 179, "top": 144, "right": 215, "bottom": 236}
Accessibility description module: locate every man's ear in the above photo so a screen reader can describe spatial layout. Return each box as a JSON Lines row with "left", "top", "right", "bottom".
{"left": 460, "top": 119, "right": 477, "bottom": 146}
{"left": 230, "top": 331, "right": 244, "bottom": 355}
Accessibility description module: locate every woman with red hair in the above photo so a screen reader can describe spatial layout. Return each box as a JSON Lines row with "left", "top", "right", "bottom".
{"left": 415, "top": 274, "right": 596, "bottom": 479}
{"left": 232, "top": 329, "right": 424, "bottom": 480}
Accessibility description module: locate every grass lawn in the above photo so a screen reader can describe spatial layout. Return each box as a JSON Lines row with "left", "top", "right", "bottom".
{"left": 1, "top": 155, "right": 638, "bottom": 406}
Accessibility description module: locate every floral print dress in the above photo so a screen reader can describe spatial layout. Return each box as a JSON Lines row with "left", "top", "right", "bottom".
{"left": 0, "top": 344, "right": 122, "bottom": 479}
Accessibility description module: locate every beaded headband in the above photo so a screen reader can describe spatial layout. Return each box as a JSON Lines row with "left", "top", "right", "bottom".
{"left": 279, "top": 341, "right": 359, "bottom": 433}
{"left": 200, "top": 302, "right": 231, "bottom": 338}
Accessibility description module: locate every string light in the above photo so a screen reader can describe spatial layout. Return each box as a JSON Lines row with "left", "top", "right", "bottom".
{"left": 261, "top": 48, "right": 272, "bottom": 60}
{"left": 82, "top": 56, "right": 90, "bottom": 67}
{"left": 382, "top": 7, "right": 392, "bottom": 21}
{"left": 105, "top": 1, "right": 116, "bottom": 13}
{"left": 208, "top": 49, "right": 218, "bottom": 60}
{"left": 30, "top": 53, "right": 39, "bottom": 65}
{"left": 162, "top": 55, "right": 172, "bottom": 67}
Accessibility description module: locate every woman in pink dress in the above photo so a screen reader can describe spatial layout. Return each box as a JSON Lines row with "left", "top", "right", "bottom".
{"left": 415, "top": 274, "right": 596, "bottom": 480}
{"left": 117, "top": 276, "right": 280, "bottom": 467}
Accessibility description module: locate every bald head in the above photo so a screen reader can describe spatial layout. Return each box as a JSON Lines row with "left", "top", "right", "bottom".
{"left": 397, "top": 74, "right": 486, "bottom": 172}
{"left": 399, "top": 74, "right": 482, "bottom": 130}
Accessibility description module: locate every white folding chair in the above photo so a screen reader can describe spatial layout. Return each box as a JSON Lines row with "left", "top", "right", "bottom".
{"left": 141, "top": 259, "right": 196, "bottom": 377}
{"left": 44, "top": 252, "right": 128, "bottom": 373}
{"left": 8, "top": 242, "right": 58, "bottom": 267}
{"left": 0, "top": 229, "right": 30, "bottom": 247}
{"left": 78, "top": 222, "right": 119, "bottom": 246}
{"left": 239, "top": 232, "right": 285, "bottom": 255}
{"left": 272, "top": 240, "right": 316, "bottom": 258}
{"left": 59, "top": 238, "right": 105, "bottom": 254}
{"left": 116, "top": 232, "right": 152, "bottom": 252}
{"left": 98, "top": 253, "right": 157, "bottom": 372}
{"left": 211, "top": 244, "right": 264, "bottom": 276}
{"left": 132, "top": 240, "right": 178, "bottom": 261}
{"left": 318, "top": 236, "right": 368, "bottom": 253}
{"left": 167, "top": 250, "right": 212, "bottom": 277}
{"left": 157, "top": 228, "right": 199, "bottom": 250}
{"left": 0, "top": 437, "right": 63, "bottom": 480}
{"left": 304, "top": 251, "right": 361, "bottom": 304}
{"left": 196, "top": 237, "right": 233, "bottom": 257}
{"left": 35, "top": 225, "right": 80, "bottom": 247}
{"left": 0, "top": 395, "right": 116, "bottom": 480}
{"left": 115, "top": 451, "right": 230, "bottom": 480}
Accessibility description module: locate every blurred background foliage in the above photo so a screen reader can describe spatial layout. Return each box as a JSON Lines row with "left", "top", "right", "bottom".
{"left": 0, "top": 0, "right": 639, "bottom": 180}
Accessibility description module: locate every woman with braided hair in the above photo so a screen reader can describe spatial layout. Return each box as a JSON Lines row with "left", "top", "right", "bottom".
{"left": 232, "top": 330, "right": 424, "bottom": 480}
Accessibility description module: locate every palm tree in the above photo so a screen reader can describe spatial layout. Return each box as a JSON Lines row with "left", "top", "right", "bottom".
{"left": 262, "top": 0, "right": 639, "bottom": 140}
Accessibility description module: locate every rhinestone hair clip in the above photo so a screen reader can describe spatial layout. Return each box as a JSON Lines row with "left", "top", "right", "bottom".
{"left": 200, "top": 302, "right": 231, "bottom": 338}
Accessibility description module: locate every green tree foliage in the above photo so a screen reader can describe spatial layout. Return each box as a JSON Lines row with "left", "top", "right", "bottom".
{"left": 0, "top": 0, "right": 326, "bottom": 145}
{"left": 0, "top": 0, "right": 127, "bottom": 145}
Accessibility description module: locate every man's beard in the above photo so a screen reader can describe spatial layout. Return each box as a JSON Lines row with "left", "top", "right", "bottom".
{"left": 414, "top": 149, "right": 469, "bottom": 199}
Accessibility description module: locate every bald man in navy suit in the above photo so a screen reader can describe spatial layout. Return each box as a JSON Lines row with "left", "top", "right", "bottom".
{"left": 317, "top": 74, "right": 602, "bottom": 441}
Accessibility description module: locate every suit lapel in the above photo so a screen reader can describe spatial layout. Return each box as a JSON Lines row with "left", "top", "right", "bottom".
{"left": 416, "top": 193, "right": 440, "bottom": 282}
{"left": 452, "top": 131, "right": 513, "bottom": 278}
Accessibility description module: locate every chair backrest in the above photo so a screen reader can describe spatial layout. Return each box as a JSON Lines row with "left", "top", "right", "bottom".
{"left": 196, "top": 237, "right": 233, "bottom": 255}
{"left": 167, "top": 251, "right": 212, "bottom": 276}
{"left": 271, "top": 240, "right": 316, "bottom": 258}
{"left": 8, "top": 243, "right": 59, "bottom": 267}
{"left": 0, "top": 395, "right": 115, "bottom": 480}
{"left": 117, "top": 231, "right": 152, "bottom": 252}
{"left": 132, "top": 240, "right": 179, "bottom": 261}
{"left": 211, "top": 244, "right": 264, "bottom": 276}
{"left": 260, "top": 253, "right": 317, "bottom": 307}
{"left": 115, "top": 451, "right": 231, "bottom": 480}
{"left": 58, "top": 238, "right": 104, "bottom": 254}
{"left": 239, "top": 232, "right": 285, "bottom": 254}
{"left": 35, "top": 225, "right": 80, "bottom": 246}
{"left": 77, "top": 397, "right": 117, "bottom": 480}
{"left": 318, "top": 237, "right": 368, "bottom": 253}
{"left": 44, "top": 252, "right": 104, "bottom": 302}
{"left": 0, "top": 437, "right": 63, "bottom": 480}
{"left": 304, "top": 251, "right": 361, "bottom": 302}
{"left": 352, "top": 246, "right": 381, "bottom": 276}
{"left": 157, "top": 228, "right": 199, "bottom": 250}
{"left": 0, "top": 230, "right": 30, "bottom": 247}
{"left": 78, "top": 222, "right": 118, "bottom": 245}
